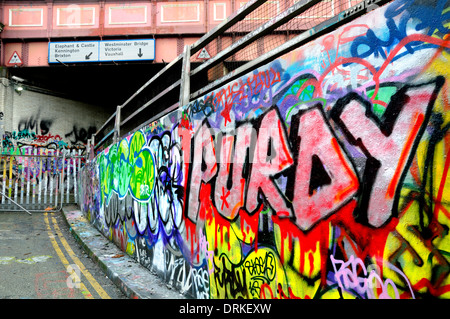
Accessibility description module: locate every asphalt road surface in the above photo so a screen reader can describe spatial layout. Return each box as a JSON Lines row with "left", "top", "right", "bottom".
{"left": 0, "top": 210, "right": 127, "bottom": 299}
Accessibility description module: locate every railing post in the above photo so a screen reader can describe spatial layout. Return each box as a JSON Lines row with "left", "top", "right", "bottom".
{"left": 113, "top": 105, "right": 121, "bottom": 144}
{"left": 86, "top": 138, "right": 91, "bottom": 160}
{"left": 90, "top": 136, "right": 95, "bottom": 151}
{"left": 179, "top": 45, "right": 191, "bottom": 107}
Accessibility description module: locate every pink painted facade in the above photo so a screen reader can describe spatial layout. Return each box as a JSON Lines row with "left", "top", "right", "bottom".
{"left": 0, "top": 1, "right": 359, "bottom": 66}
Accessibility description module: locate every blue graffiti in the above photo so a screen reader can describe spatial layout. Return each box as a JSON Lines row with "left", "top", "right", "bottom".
{"left": 351, "top": 0, "right": 450, "bottom": 60}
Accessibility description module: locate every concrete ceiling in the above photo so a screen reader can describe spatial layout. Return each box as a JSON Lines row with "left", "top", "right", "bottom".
{"left": 7, "top": 62, "right": 166, "bottom": 111}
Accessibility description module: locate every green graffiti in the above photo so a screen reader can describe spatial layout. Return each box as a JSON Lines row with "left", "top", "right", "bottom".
{"left": 117, "top": 139, "right": 132, "bottom": 198}
{"left": 98, "top": 130, "right": 156, "bottom": 205}
{"left": 367, "top": 86, "right": 398, "bottom": 118}
{"left": 129, "top": 131, "right": 155, "bottom": 201}
{"left": 283, "top": 77, "right": 326, "bottom": 122}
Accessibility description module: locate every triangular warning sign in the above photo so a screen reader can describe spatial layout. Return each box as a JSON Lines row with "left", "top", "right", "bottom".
{"left": 8, "top": 51, "right": 23, "bottom": 65}
{"left": 197, "top": 47, "right": 211, "bottom": 60}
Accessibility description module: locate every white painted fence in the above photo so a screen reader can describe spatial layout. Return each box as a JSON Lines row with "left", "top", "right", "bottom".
{"left": 0, "top": 147, "right": 83, "bottom": 212}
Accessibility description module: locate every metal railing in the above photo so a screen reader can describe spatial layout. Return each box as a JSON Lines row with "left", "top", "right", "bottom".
{"left": 0, "top": 147, "right": 83, "bottom": 213}
{"left": 89, "top": 0, "right": 390, "bottom": 153}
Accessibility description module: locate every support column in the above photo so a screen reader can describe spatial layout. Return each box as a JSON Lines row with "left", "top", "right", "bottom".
{"left": 179, "top": 45, "right": 191, "bottom": 107}
{"left": 113, "top": 105, "right": 121, "bottom": 144}
{"left": 0, "top": 77, "right": 10, "bottom": 141}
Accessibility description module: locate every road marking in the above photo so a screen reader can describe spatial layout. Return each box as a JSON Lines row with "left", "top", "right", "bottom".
{"left": 49, "top": 215, "right": 111, "bottom": 299}
{"left": 44, "top": 213, "right": 94, "bottom": 299}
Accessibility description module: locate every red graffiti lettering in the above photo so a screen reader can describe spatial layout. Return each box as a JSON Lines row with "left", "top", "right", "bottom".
{"left": 214, "top": 123, "right": 255, "bottom": 219}
{"left": 287, "top": 105, "right": 359, "bottom": 231}
{"left": 330, "top": 78, "right": 444, "bottom": 227}
{"left": 246, "top": 108, "right": 294, "bottom": 215}
{"left": 186, "top": 121, "right": 218, "bottom": 222}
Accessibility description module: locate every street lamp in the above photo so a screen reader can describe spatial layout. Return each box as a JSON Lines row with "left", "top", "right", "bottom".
{"left": 15, "top": 85, "right": 23, "bottom": 94}
{"left": 11, "top": 76, "right": 26, "bottom": 95}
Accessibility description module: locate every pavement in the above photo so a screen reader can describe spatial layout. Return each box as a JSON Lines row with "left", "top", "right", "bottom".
{"left": 61, "top": 204, "right": 187, "bottom": 299}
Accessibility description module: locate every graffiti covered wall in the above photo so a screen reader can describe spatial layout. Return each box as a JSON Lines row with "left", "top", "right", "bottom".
{"left": 0, "top": 83, "right": 108, "bottom": 152}
{"left": 80, "top": 0, "right": 450, "bottom": 299}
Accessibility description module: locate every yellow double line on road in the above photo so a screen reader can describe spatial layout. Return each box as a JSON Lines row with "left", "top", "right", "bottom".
{"left": 44, "top": 213, "right": 111, "bottom": 299}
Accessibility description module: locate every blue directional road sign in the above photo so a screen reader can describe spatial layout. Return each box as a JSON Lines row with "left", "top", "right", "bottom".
{"left": 48, "top": 41, "right": 99, "bottom": 63}
{"left": 49, "top": 39, "right": 155, "bottom": 63}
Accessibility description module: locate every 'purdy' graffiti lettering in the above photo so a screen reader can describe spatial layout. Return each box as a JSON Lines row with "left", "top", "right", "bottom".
{"left": 182, "top": 77, "right": 442, "bottom": 230}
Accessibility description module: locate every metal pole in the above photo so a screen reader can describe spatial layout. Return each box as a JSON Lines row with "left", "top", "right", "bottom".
{"left": 0, "top": 190, "right": 32, "bottom": 215}
{"left": 89, "top": 136, "right": 95, "bottom": 162}
{"left": 114, "top": 105, "right": 121, "bottom": 144}
{"left": 179, "top": 45, "right": 191, "bottom": 107}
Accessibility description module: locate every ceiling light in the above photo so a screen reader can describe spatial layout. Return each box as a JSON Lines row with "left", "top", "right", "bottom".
{"left": 15, "top": 85, "right": 23, "bottom": 94}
